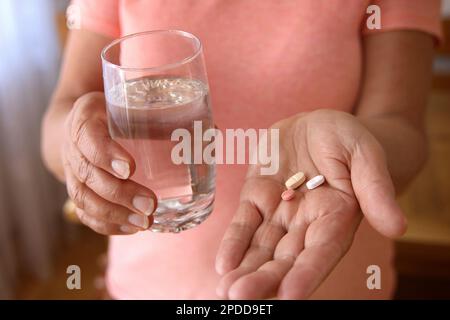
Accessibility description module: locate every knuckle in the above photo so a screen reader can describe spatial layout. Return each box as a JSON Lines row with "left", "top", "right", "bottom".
{"left": 88, "top": 220, "right": 109, "bottom": 235}
{"left": 71, "top": 116, "right": 90, "bottom": 146}
{"left": 97, "top": 203, "right": 118, "bottom": 223}
{"left": 90, "top": 147, "right": 102, "bottom": 166}
{"left": 100, "top": 210, "right": 114, "bottom": 223}
{"left": 88, "top": 199, "right": 122, "bottom": 225}
{"left": 91, "top": 223, "right": 110, "bottom": 236}
{"left": 73, "top": 92, "right": 103, "bottom": 113}
{"left": 229, "top": 221, "right": 253, "bottom": 236}
{"left": 71, "top": 94, "right": 105, "bottom": 146}
{"left": 68, "top": 183, "right": 87, "bottom": 209}
{"left": 77, "top": 209, "right": 111, "bottom": 235}
{"left": 76, "top": 155, "right": 95, "bottom": 184}
{"left": 76, "top": 209, "right": 88, "bottom": 225}
{"left": 104, "top": 181, "right": 124, "bottom": 203}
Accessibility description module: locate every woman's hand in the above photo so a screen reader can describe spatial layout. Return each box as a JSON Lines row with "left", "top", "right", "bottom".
{"left": 61, "top": 92, "right": 157, "bottom": 235}
{"left": 215, "top": 109, "right": 407, "bottom": 299}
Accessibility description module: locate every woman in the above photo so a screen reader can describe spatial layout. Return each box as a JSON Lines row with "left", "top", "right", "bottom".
{"left": 42, "top": 0, "right": 442, "bottom": 299}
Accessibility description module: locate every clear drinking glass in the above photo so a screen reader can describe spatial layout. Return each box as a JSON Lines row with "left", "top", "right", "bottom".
{"left": 101, "top": 30, "right": 215, "bottom": 233}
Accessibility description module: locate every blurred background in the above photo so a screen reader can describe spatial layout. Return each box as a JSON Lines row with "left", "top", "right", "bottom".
{"left": 0, "top": 0, "right": 449, "bottom": 299}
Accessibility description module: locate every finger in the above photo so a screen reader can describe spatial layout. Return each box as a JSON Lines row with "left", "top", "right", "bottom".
{"left": 351, "top": 135, "right": 407, "bottom": 237}
{"left": 70, "top": 93, "right": 135, "bottom": 180}
{"left": 234, "top": 218, "right": 285, "bottom": 270}
{"left": 273, "top": 219, "right": 308, "bottom": 260}
{"left": 228, "top": 257, "right": 294, "bottom": 300}
{"left": 278, "top": 243, "right": 341, "bottom": 299}
{"left": 215, "top": 200, "right": 263, "bottom": 275}
{"left": 65, "top": 168, "right": 152, "bottom": 230}
{"left": 68, "top": 143, "right": 157, "bottom": 216}
{"left": 228, "top": 212, "right": 308, "bottom": 299}
{"left": 278, "top": 212, "right": 360, "bottom": 299}
{"left": 218, "top": 219, "right": 286, "bottom": 299}
{"left": 216, "top": 266, "right": 254, "bottom": 299}
{"left": 76, "top": 208, "right": 141, "bottom": 235}
{"left": 216, "top": 175, "right": 285, "bottom": 276}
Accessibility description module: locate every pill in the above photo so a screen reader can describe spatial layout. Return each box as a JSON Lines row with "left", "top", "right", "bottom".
{"left": 281, "top": 189, "right": 295, "bottom": 201}
{"left": 285, "top": 171, "right": 306, "bottom": 189}
{"left": 306, "top": 175, "right": 325, "bottom": 190}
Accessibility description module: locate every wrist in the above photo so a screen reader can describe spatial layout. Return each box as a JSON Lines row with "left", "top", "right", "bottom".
{"left": 357, "top": 115, "right": 428, "bottom": 192}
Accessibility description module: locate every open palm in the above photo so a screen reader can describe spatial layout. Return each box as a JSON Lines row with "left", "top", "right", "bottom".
{"left": 215, "top": 110, "right": 407, "bottom": 299}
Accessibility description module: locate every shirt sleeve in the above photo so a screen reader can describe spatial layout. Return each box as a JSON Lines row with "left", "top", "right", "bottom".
{"left": 69, "top": 0, "right": 120, "bottom": 38}
{"left": 363, "top": 0, "right": 443, "bottom": 45}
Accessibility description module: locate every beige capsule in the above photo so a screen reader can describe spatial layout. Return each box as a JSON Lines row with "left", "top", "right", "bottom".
{"left": 285, "top": 171, "right": 306, "bottom": 190}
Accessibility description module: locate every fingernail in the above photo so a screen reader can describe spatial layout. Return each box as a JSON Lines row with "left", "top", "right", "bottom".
{"left": 132, "top": 196, "right": 154, "bottom": 216}
{"left": 120, "top": 225, "right": 139, "bottom": 234}
{"left": 112, "top": 160, "right": 130, "bottom": 179}
{"left": 128, "top": 213, "right": 149, "bottom": 229}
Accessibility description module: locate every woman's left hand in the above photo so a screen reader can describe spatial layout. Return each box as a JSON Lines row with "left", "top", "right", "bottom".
{"left": 215, "top": 109, "right": 407, "bottom": 299}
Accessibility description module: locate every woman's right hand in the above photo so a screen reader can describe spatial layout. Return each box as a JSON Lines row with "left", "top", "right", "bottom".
{"left": 61, "top": 92, "right": 157, "bottom": 235}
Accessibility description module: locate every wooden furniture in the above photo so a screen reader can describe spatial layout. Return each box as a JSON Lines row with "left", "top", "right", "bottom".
{"left": 433, "top": 19, "right": 450, "bottom": 90}
{"left": 395, "top": 18, "right": 450, "bottom": 299}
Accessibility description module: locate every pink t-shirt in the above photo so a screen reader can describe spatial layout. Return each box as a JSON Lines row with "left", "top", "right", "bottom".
{"left": 72, "top": 0, "right": 442, "bottom": 299}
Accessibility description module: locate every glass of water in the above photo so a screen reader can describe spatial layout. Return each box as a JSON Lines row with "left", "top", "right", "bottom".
{"left": 101, "top": 30, "right": 215, "bottom": 233}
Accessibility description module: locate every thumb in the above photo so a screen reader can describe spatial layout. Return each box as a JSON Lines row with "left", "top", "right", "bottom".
{"left": 350, "top": 134, "right": 407, "bottom": 238}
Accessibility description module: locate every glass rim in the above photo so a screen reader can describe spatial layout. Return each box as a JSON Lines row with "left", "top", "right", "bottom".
{"left": 101, "top": 29, "right": 202, "bottom": 72}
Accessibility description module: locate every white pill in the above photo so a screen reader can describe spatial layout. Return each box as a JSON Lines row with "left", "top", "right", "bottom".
{"left": 285, "top": 171, "right": 306, "bottom": 190}
{"left": 306, "top": 175, "right": 325, "bottom": 190}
